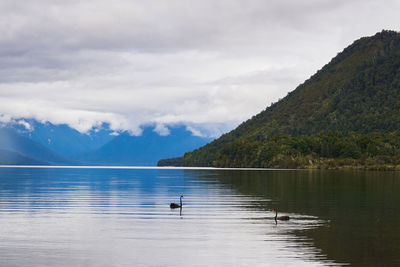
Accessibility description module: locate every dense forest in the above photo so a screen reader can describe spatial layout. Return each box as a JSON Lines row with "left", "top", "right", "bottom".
{"left": 159, "top": 30, "right": 400, "bottom": 170}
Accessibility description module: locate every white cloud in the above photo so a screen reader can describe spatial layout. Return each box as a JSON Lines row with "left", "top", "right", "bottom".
{"left": 17, "top": 119, "right": 33, "bottom": 131}
{"left": 0, "top": 0, "right": 399, "bottom": 137}
{"left": 153, "top": 124, "right": 170, "bottom": 136}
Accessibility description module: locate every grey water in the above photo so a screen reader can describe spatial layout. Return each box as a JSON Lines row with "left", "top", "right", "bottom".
{"left": 0, "top": 167, "right": 399, "bottom": 266}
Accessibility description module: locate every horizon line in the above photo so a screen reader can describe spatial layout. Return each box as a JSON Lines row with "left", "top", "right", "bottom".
{"left": 0, "top": 165, "right": 297, "bottom": 171}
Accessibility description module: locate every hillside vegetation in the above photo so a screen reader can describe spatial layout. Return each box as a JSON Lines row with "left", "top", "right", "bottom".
{"left": 159, "top": 30, "right": 400, "bottom": 170}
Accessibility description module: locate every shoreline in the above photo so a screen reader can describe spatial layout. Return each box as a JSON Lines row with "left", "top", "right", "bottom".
{"left": 0, "top": 164, "right": 399, "bottom": 171}
{"left": 0, "top": 165, "right": 287, "bottom": 171}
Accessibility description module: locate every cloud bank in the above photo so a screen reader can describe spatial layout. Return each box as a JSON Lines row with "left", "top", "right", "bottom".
{"left": 0, "top": 0, "right": 399, "bottom": 137}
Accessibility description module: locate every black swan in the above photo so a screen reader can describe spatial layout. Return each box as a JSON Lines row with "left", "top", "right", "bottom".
{"left": 170, "top": 196, "right": 184, "bottom": 209}
{"left": 273, "top": 209, "right": 290, "bottom": 221}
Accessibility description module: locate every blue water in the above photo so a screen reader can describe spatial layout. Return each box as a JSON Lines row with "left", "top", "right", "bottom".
{"left": 0, "top": 167, "right": 372, "bottom": 266}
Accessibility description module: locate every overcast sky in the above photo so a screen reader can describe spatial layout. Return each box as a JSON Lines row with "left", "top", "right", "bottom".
{"left": 0, "top": 0, "right": 399, "bottom": 137}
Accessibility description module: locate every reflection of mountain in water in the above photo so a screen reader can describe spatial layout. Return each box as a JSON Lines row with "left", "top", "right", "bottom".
{"left": 185, "top": 170, "right": 400, "bottom": 266}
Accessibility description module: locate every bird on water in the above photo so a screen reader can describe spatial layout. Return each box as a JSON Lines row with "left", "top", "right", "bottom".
{"left": 273, "top": 209, "right": 290, "bottom": 221}
{"left": 170, "top": 196, "right": 184, "bottom": 209}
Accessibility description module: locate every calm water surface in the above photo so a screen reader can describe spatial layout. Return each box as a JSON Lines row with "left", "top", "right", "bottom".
{"left": 0, "top": 167, "right": 399, "bottom": 266}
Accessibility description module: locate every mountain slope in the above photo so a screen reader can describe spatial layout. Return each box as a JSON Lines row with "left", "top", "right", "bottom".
{"left": 0, "top": 128, "right": 74, "bottom": 165}
{"left": 78, "top": 126, "right": 212, "bottom": 166}
{"left": 0, "top": 149, "right": 48, "bottom": 165}
{"left": 162, "top": 30, "right": 400, "bottom": 169}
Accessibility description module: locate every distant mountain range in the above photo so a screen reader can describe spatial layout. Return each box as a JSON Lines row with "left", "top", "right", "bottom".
{"left": 76, "top": 127, "right": 211, "bottom": 166}
{"left": 0, "top": 121, "right": 212, "bottom": 166}
{"left": 19, "top": 121, "right": 115, "bottom": 158}
{"left": 159, "top": 30, "right": 400, "bottom": 170}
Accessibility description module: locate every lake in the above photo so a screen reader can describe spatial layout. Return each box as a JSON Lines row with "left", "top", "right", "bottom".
{"left": 0, "top": 167, "right": 399, "bottom": 266}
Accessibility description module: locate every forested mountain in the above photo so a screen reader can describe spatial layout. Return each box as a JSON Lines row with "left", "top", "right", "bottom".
{"left": 159, "top": 30, "right": 400, "bottom": 170}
